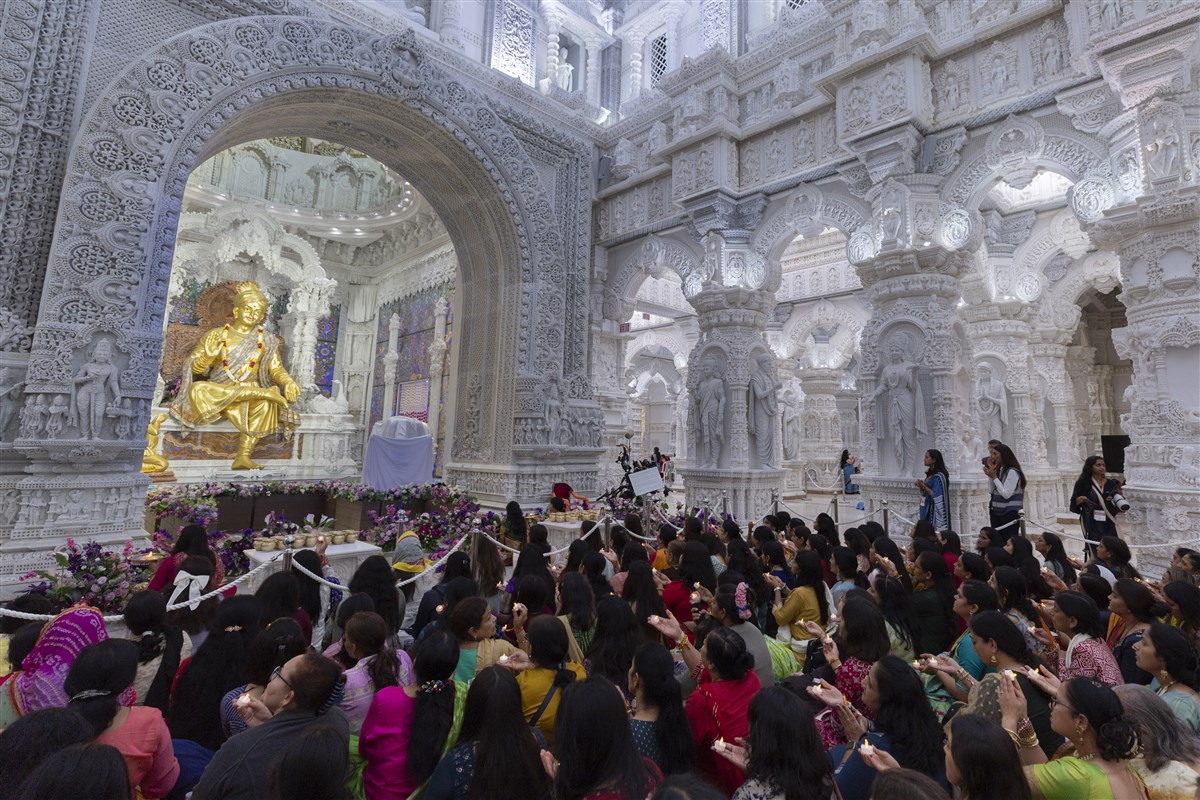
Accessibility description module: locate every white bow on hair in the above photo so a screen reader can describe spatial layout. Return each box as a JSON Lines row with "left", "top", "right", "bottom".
{"left": 168, "top": 569, "right": 207, "bottom": 611}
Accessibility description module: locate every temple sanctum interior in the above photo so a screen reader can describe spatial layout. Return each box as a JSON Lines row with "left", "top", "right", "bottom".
{"left": 0, "top": 0, "right": 1198, "bottom": 595}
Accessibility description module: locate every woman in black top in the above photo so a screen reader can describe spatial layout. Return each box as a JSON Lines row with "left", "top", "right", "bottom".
{"left": 1069, "top": 456, "right": 1123, "bottom": 559}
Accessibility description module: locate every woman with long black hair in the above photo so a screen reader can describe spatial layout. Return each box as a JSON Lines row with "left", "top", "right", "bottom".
{"left": 1036, "top": 531, "right": 1078, "bottom": 585}
{"left": 628, "top": 642, "right": 695, "bottom": 776}
{"left": 360, "top": 628, "right": 462, "bottom": 799}
{"left": 423, "top": 666, "right": 550, "bottom": 800}
{"left": 123, "top": 590, "right": 190, "bottom": 715}
{"left": 548, "top": 676, "right": 661, "bottom": 799}
{"left": 809, "top": 655, "right": 947, "bottom": 798}
{"left": 514, "top": 615, "right": 586, "bottom": 748}
{"left": 714, "top": 686, "right": 836, "bottom": 800}
{"left": 1070, "top": 455, "right": 1124, "bottom": 558}
{"left": 909, "top": 551, "right": 957, "bottom": 656}
{"left": 770, "top": 550, "right": 829, "bottom": 664}
{"left": 871, "top": 575, "right": 917, "bottom": 663}
{"left": 585, "top": 596, "right": 642, "bottom": 697}
{"left": 916, "top": 448, "right": 951, "bottom": 532}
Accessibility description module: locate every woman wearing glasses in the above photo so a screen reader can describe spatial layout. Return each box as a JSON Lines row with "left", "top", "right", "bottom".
{"left": 998, "top": 675, "right": 1149, "bottom": 799}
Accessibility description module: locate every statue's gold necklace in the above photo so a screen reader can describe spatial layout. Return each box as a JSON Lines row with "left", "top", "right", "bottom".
{"left": 219, "top": 324, "right": 266, "bottom": 381}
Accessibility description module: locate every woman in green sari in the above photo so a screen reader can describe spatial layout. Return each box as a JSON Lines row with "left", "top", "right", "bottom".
{"left": 998, "top": 675, "right": 1149, "bottom": 800}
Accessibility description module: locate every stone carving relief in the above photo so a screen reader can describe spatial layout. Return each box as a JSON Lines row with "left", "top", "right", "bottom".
{"left": 974, "top": 361, "right": 1009, "bottom": 443}
{"left": 604, "top": 235, "right": 706, "bottom": 321}
{"left": 747, "top": 351, "right": 780, "bottom": 468}
{"left": 0, "top": 306, "right": 34, "bottom": 353}
{"left": 872, "top": 330, "right": 927, "bottom": 477}
{"left": 1141, "top": 100, "right": 1186, "bottom": 184}
{"left": 692, "top": 353, "right": 727, "bottom": 468}
{"left": 781, "top": 386, "right": 801, "bottom": 462}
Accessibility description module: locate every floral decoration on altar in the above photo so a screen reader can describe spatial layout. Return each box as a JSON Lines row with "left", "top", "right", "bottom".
{"left": 20, "top": 539, "right": 147, "bottom": 614}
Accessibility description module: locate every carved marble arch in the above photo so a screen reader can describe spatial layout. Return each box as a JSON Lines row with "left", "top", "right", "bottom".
{"left": 751, "top": 183, "right": 870, "bottom": 278}
{"left": 778, "top": 298, "right": 868, "bottom": 367}
{"left": 624, "top": 328, "right": 689, "bottom": 373}
{"left": 176, "top": 203, "right": 326, "bottom": 285}
{"left": 603, "top": 234, "right": 705, "bottom": 322}
{"left": 24, "top": 18, "right": 570, "bottom": 471}
{"left": 941, "top": 113, "right": 1111, "bottom": 222}
{"left": 1035, "top": 250, "right": 1122, "bottom": 334}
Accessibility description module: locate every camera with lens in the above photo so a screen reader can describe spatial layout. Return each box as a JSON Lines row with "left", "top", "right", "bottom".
{"left": 1111, "top": 493, "right": 1130, "bottom": 512}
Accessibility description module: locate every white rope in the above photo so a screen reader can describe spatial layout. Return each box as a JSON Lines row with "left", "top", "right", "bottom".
{"left": 394, "top": 530, "right": 471, "bottom": 588}
{"left": 0, "top": 552, "right": 284, "bottom": 623}
{"left": 1023, "top": 514, "right": 1200, "bottom": 550}
{"left": 289, "top": 559, "right": 344, "bottom": 590}
{"left": 993, "top": 516, "right": 1023, "bottom": 531}
{"left": 480, "top": 531, "right": 522, "bottom": 554}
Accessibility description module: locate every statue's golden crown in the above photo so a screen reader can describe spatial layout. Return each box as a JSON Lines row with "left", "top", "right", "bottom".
{"left": 235, "top": 281, "right": 267, "bottom": 305}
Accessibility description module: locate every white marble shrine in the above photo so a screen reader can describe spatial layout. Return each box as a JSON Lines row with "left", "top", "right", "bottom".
{"left": 0, "top": 0, "right": 1197, "bottom": 593}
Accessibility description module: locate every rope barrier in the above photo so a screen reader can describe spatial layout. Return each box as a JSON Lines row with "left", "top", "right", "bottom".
{"left": 289, "top": 559, "right": 346, "bottom": 590}
{"left": 0, "top": 552, "right": 285, "bottom": 623}
{"left": 1022, "top": 514, "right": 1200, "bottom": 551}
{"left": 393, "top": 530, "right": 471, "bottom": 588}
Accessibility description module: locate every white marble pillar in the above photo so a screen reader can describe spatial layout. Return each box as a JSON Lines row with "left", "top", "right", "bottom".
{"left": 628, "top": 43, "right": 643, "bottom": 99}
{"left": 584, "top": 37, "right": 603, "bottom": 107}
{"left": 427, "top": 297, "right": 449, "bottom": 452}
{"left": 382, "top": 312, "right": 401, "bottom": 417}
{"left": 798, "top": 367, "right": 843, "bottom": 492}
{"left": 438, "top": 0, "right": 463, "bottom": 49}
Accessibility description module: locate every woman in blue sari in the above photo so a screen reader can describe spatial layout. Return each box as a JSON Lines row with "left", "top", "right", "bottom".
{"left": 916, "top": 449, "right": 950, "bottom": 531}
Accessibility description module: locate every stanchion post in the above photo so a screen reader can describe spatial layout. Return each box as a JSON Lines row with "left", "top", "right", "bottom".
{"left": 771, "top": 488, "right": 779, "bottom": 517}
{"left": 641, "top": 498, "right": 651, "bottom": 541}
{"left": 882, "top": 500, "right": 889, "bottom": 536}
{"left": 604, "top": 516, "right": 612, "bottom": 550}
{"left": 832, "top": 490, "right": 840, "bottom": 526}
{"left": 1019, "top": 510, "right": 1026, "bottom": 539}
{"left": 721, "top": 490, "right": 729, "bottom": 519}
{"left": 282, "top": 533, "right": 295, "bottom": 573}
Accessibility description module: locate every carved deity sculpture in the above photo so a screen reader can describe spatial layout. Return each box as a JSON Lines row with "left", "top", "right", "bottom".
{"left": 781, "top": 387, "right": 802, "bottom": 462}
{"left": 872, "top": 335, "right": 927, "bottom": 476}
{"left": 170, "top": 281, "right": 300, "bottom": 469}
{"left": 748, "top": 353, "right": 781, "bottom": 468}
{"left": 694, "top": 357, "right": 727, "bottom": 467}
{"left": 880, "top": 183, "right": 904, "bottom": 240}
{"left": 69, "top": 338, "right": 121, "bottom": 440}
{"left": 58, "top": 489, "right": 92, "bottom": 522}
{"left": 0, "top": 368, "right": 24, "bottom": 441}
{"left": 44, "top": 395, "right": 68, "bottom": 439}
{"left": 142, "top": 413, "right": 170, "bottom": 474}
{"left": 555, "top": 47, "right": 573, "bottom": 91}
{"left": 1146, "top": 117, "right": 1179, "bottom": 179}
{"left": 975, "top": 363, "right": 1009, "bottom": 443}
{"left": 544, "top": 375, "right": 563, "bottom": 446}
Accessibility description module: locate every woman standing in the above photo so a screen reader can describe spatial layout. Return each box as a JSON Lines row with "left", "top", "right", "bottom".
{"left": 998, "top": 675, "right": 1148, "bottom": 799}
{"left": 1070, "top": 456, "right": 1124, "bottom": 558}
{"left": 1134, "top": 623, "right": 1200, "bottom": 735}
{"left": 984, "top": 443, "right": 1026, "bottom": 543}
{"left": 916, "top": 449, "right": 950, "bottom": 532}
{"left": 627, "top": 643, "right": 695, "bottom": 776}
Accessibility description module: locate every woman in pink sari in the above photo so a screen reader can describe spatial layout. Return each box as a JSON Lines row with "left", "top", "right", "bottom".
{"left": 0, "top": 606, "right": 118, "bottom": 728}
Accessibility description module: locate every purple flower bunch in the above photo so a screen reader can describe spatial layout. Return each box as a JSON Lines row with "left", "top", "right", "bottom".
{"left": 21, "top": 538, "right": 147, "bottom": 614}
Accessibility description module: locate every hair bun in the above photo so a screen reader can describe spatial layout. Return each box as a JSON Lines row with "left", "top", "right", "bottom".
{"left": 1096, "top": 718, "right": 1140, "bottom": 761}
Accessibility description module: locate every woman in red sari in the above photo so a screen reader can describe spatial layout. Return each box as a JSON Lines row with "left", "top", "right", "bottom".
{"left": 682, "top": 626, "right": 760, "bottom": 795}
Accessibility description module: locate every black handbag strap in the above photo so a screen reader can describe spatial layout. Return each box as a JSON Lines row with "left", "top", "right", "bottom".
{"left": 529, "top": 680, "right": 560, "bottom": 728}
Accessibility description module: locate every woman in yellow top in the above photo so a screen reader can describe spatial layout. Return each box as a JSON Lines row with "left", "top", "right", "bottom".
{"left": 501, "top": 615, "right": 585, "bottom": 748}
{"left": 998, "top": 672, "right": 1150, "bottom": 800}
{"left": 767, "top": 550, "right": 830, "bottom": 663}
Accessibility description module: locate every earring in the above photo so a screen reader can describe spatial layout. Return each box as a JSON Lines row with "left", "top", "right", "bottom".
{"left": 990, "top": 653, "right": 999, "bottom": 666}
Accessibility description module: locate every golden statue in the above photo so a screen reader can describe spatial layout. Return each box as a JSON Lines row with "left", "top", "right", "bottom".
{"left": 141, "top": 412, "right": 170, "bottom": 474}
{"left": 170, "top": 281, "right": 300, "bottom": 469}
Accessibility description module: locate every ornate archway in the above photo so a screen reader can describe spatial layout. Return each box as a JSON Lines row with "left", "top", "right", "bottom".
{"left": 11, "top": 17, "right": 582, "bottom": 539}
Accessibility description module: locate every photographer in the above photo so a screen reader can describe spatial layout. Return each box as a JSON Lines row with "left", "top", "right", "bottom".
{"left": 1069, "top": 456, "right": 1126, "bottom": 559}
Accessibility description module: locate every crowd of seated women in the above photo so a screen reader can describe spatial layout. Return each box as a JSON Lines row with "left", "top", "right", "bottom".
{"left": 2, "top": 511, "right": 1200, "bottom": 800}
